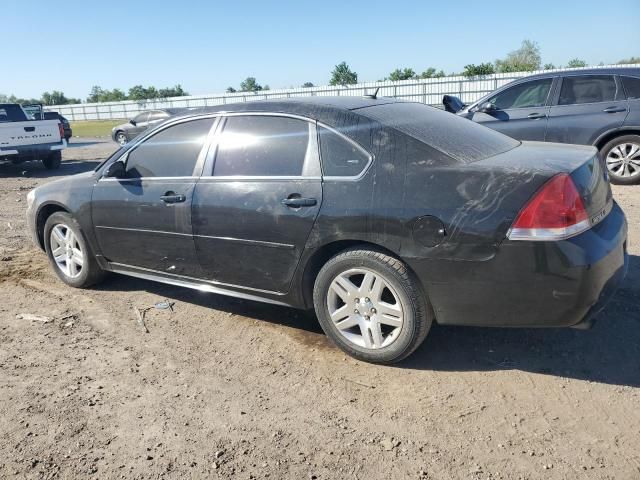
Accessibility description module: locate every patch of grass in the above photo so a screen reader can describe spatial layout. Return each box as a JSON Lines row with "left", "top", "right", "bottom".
{"left": 70, "top": 120, "right": 123, "bottom": 138}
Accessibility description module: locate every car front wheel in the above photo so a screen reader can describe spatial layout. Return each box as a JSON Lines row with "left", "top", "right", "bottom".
{"left": 44, "top": 212, "right": 105, "bottom": 288}
{"left": 602, "top": 135, "right": 640, "bottom": 185}
{"left": 313, "top": 248, "right": 433, "bottom": 364}
{"left": 115, "top": 131, "right": 128, "bottom": 146}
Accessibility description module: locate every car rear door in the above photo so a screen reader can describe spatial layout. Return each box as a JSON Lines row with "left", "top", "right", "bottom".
{"left": 192, "top": 113, "right": 322, "bottom": 293}
{"left": 469, "top": 77, "right": 554, "bottom": 141}
{"left": 545, "top": 74, "right": 628, "bottom": 145}
{"left": 91, "top": 117, "right": 216, "bottom": 275}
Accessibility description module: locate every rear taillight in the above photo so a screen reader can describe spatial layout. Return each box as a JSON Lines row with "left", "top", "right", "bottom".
{"left": 58, "top": 122, "right": 65, "bottom": 140}
{"left": 507, "top": 173, "right": 590, "bottom": 241}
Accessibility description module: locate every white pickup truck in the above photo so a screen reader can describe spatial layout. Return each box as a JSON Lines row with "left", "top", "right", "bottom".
{"left": 0, "top": 103, "right": 66, "bottom": 169}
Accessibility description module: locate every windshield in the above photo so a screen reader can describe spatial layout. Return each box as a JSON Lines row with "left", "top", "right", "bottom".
{"left": 358, "top": 102, "right": 519, "bottom": 163}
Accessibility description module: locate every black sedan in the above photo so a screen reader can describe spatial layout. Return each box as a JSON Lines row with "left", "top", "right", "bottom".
{"left": 26, "top": 97, "right": 627, "bottom": 364}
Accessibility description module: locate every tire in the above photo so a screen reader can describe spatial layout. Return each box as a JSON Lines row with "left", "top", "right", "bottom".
{"left": 601, "top": 134, "right": 640, "bottom": 185}
{"left": 42, "top": 151, "right": 61, "bottom": 170}
{"left": 43, "top": 212, "right": 105, "bottom": 288}
{"left": 115, "top": 131, "right": 128, "bottom": 146}
{"left": 313, "top": 248, "right": 433, "bottom": 364}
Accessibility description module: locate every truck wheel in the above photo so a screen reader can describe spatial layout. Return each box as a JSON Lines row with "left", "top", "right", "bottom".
{"left": 43, "top": 151, "right": 62, "bottom": 170}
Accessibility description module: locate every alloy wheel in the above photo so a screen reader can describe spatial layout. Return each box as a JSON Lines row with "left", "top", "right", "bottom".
{"left": 326, "top": 268, "right": 404, "bottom": 349}
{"left": 50, "top": 224, "right": 84, "bottom": 279}
{"left": 606, "top": 143, "right": 640, "bottom": 178}
{"left": 116, "top": 133, "right": 127, "bottom": 146}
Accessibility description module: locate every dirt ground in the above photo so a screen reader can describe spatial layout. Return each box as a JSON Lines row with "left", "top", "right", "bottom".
{"left": 0, "top": 139, "right": 639, "bottom": 480}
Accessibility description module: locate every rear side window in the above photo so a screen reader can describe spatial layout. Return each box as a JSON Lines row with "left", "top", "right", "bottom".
{"left": 488, "top": 78, "right": 552, "bottom": 109}
{"left": 133, "top": 112, "right": 150, "bottom": 123}
{"left": 621, "top": 76, "right": 640, "bottom": 100}
{"left": 558, "top": 75, "right": 617, "bottom": 105}
{"left": 213, "top": 115, "right": 312, "bottom": 176}
{"left": 359, "top": 102, "right": 519, "bottom": 164}
{"left": 318, "top": 126, "right": 370, "bottom": 177}
{"left": 149, "top": 111, "right": 169, "bottom": 121}
{"left": 124, "top": 118, "right": 214, "bottom": 178}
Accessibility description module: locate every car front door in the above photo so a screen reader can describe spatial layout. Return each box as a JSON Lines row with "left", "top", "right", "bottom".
{"left": 470, "top": 77, "right": 554, "bottom": 141}
{"left": 192, "top": 114, "right": 322, "bottom": 293}
{"left": 92, "top": 117, "right": 216, "bottom": 275}
{"left": 130, "top": 112, "right": 151, "bottom": 138}
{"left": 545, "top": 74, "right": 629, "bottom": 145}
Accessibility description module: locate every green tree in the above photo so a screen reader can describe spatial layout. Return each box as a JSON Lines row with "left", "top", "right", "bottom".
{"left": 158, "top": 85, "right": 188, "bottom": 98}
{"left": 462, "top": 63, "right": 495, "bottom": 77}
{"left": 239, "top": 77, "right": 263, "bottom": 92}
{"left": 329, "top": 62, "right": 358, "bottom": 86}
{"left": 388, "top": 68, "right": 416, "bottom": 81}
{"left": 301, "top": 82, "right": 314, "bottom": 88}
{"left": 618, "top": 56, "right": 640, "bottom": 64}
{"left": 543, "top": 63, "right": 557, "bottom": 70}
{"left": 567, "top": 58, "right": 587, "bottom": 68}
{"left": 226, "top": 86, "right": 237, "bottom": 93}
{"left": 495, "top": 40, "right": 542, "bottom": 73}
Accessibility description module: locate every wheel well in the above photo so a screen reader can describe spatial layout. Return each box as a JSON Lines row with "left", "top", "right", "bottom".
{"left": 35, "top": 204, "right": 69, "bottom": 250}
{"left": 301, "top": 240, "right": 409, "bottom": 308}
{"left": 595, "top": 129, "right": 640, "bottom": 151}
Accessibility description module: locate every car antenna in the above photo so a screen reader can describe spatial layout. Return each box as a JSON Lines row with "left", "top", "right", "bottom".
{"left": 363, "top": 87, "right": 380, "bottom": 100}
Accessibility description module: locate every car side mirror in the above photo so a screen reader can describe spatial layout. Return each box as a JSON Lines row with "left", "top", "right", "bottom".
{"left": 129, "top": 119, "right": 137, "bottom": 126}
{"left": 104, "top": 161, "right": 126, "bottom": 178}
{"left": 477, "top": 101, "right": 497, "bottom": 113}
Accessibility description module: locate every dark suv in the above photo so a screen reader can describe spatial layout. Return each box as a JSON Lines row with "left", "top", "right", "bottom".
{"left": 445, "top": 68, "right": 640, "bottom": 184}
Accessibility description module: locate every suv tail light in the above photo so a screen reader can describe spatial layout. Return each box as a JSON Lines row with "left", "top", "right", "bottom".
{"left": 58, "top": 122, "right": 65, "bottom": 140}
{"left": 507, "top": 173, "right": 590, "bottom": 241}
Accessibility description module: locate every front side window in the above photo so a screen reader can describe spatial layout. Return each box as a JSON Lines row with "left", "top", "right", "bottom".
{"left": 318, "top": 126, "right": 370, "bottom": 177}
{"left": 621, "top": 76, "right": 640, "bottom": 100}
{"left": 124, "top": 118, "right": 214, "bottom": 178}
{"left": 133, "top": 112, "right": 150, "bottom": 123}
{"left": 149, "top": 111, "right": 169, "bottom": 121}
{"left": 558, "top": 75, "right": 617, "bottom": 105}
{"left": 213, "top": 115, "right": 313, "bottom": 176}
{"left": 487, "top": 79, "right": 552, "bottom": 110}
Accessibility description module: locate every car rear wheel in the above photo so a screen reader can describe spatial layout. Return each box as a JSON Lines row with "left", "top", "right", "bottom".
{"left": 42, "top": 151, "right": 61, "bottom": 170}
{"left": 601, "top": 135, "right": 640, "bottom": 185}
{"left": 313, "top": 248, "right": 432, "bottom": 364}
{"left": 44, "top": 212, "right": 105, "bottom": 288}
{"left": 115, "top": 131, "right": 128, "bottom": 146}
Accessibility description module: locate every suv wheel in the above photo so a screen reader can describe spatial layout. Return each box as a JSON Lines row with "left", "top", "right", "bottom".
{"left": 42, "top": 151, "right": 62, "bottom": 170}
{"left": 601, "top": 135, "right": 640, "bottom": 185}
{"left": 44, "top": 212, "right": 105, "bottom": 288}
{"left": 313, "top": 248, "right": 433, "bottom": 364}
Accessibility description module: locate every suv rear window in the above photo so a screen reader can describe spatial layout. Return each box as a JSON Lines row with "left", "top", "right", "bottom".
{"left": 621, "top": 76, "right": 640, "bottom": 100}
{"left": 359, "top": 102, "right": 519, "bottom": 163}
{"left": 558, "top": 75, "right": 617, "bottom": 105}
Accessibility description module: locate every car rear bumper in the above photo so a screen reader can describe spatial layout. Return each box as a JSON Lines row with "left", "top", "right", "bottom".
{"left": 418, "top": 201, "right": 628, "bottom": 328}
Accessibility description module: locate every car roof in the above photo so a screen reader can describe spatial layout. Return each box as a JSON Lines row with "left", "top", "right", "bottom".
{"left": 512, "top": 67, "right": 640, "bottom": 81}
{"left": 169, "top": 96, "right": 409, "bottom": 121}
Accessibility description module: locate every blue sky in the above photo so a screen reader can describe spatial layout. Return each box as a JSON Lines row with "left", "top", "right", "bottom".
{"left": 2, "top": 0, "right": 638, "bottom": 99}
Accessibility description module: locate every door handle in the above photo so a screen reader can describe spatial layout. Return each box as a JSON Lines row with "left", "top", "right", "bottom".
{"left": 282, "top": 197, "right": 317, "bottom": 208}
{"left": 160, "top": 193, "right": 186, "bottom": 204}
{"left": 527, "top": 112, "right": 546, "bottom": 119}
{"left": 603, "top": 106, "right": 626, "bottom": 113}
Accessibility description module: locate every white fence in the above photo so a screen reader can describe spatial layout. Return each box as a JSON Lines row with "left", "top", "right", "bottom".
{"left": 48, "top": 64, "right": 635, "bottom": 121}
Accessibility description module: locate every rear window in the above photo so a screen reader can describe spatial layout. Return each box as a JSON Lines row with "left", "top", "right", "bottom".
{"left": 0, "top": 104, "right": 28, "bottom": 122}
{"left": 359, "top": 102, "right": 519, "bottom": 163}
